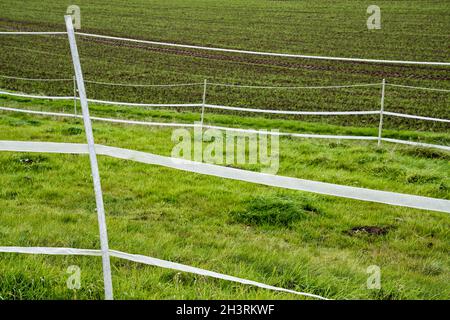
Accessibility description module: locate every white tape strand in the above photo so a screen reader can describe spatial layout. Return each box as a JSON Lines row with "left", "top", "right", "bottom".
{"left": 382, "top": 138, "right": 450, "bottom": 151}
{"left": 87, "top": 98, "right": 202, "bottom": 108}
{"left": 0, "top": 90, "right": 73, "bottom": 100}
{"left": 1, "top": 90, "right": 448, "bottom": 122}
{"left": 208, "top": 82, "right": 382, "bottom": 89}
{"left": 3, "top": 106, "right": 449, "bottom": 147}
{"left": 0, "top": 106, "right": 378, "bottom": 141}
{"left": 0, "top": 75, "right": 72, "bottom": 82}
{"left": 75, "top": 32, "right": 450, "bottom": 66}
{"left": 0, "top": 141, "right": 448, "bottom": 213}
{"left": 205, "top": 104, "right": 380, "bottom": 116}
{"left": 108, "top": 250, "right": 329, "bottom": 300}
{"left": 0, "top": 246, "right": 102, "bottom": 256}
{"left": 0, "top": 246, "right": 328, "bottom": 300}
{"left": 384, "top": 111, "right": 450, "bottom": 123}
{"left": 0, "top": 31, "right": 66, "bottom": 35}
{"left": 387, "top": 83, "right": 450, "bottom": 93}
{"left": 0, "top": 90, "right": 201, "bottom": 107}
{"left": 85, "top": 80, "right": 203, "bottom": 87}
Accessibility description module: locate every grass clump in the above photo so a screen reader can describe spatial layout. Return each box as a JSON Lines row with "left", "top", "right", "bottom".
{"left": 229, "top": 195, "right": 322, "bottom": 228}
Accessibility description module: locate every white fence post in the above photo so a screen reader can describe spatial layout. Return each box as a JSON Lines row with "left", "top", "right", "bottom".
{"left": 64, "top": 15, "right": 114, "bottom": 300}
{"left": 73, "top": 75, "right": 77, "bottom": 115}
{"left": 378, "top": 79, "right": 386, "bottom": 146}
{"left": 200, "top": 79, "right": 207, "bottom": 127}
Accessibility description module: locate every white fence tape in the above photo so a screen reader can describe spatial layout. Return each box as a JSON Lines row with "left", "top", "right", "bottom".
{"left": 108, "top": 250, "right": 329, "bottom": 300}
{"left": 2, "top": 90, "right": 449, "bottom": 123}
{"left": 382, "top": 138, "right": 450, "bottom": 151}
{"left": 0, "top": 106, "right": 379, "bottom": 141}
{"left": 3, "top": 106, "right": 450, "bottom": 149}
{"left": 386, "top": 83, "right": 450, "bottom": 93}
{"left": 0, "top": 140, "right": 448, "bottom": 213}
{"left": 205, "top": 104, "right": 380, "bottom": 116}
{"left": 384, "top": 111, "right": 450, "bottom": 123}
{"left": 85, "top": 80, "right": 204, "bottom": 87}
{"left": 0, "top": 75, "right": 72, "bottom": 82}
{"left": 87, "top": 98, "right": 202, "bottom": 108}
{"left": 0, "top": 246, "right": 101, "bottom": 256}
{"left": 0, "top": 31, "right": 66, "bottom": 35}
{"left": 0, "top": 246, "right": 328, "bottom": 300}
{"left": 0, "top": 90, "right": 73, "bottom": 100}
{"left": 208, "top": 82, "right": 382, "bottom": 89}
{"left": 75, "top": 32, "right": 450, "bottom": 66}
{"left": 1, "top": 30, "right": 449, "bottom": 66}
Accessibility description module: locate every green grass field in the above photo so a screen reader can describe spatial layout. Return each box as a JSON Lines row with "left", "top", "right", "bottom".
{"left": 0, "top": 0, "right": 449, "bottom": 300}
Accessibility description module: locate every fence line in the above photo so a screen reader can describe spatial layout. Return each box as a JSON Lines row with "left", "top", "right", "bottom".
{"left": 0, "top": 106, "right": 376, "bottom": 141}
{"left": 75, "top": 32, "right": 450, "bottom": 66}
{"left": 0, "top": 246, "right": 328, "bottom": 300}
{"left": 1, "top": 30, "right": 449, "bottom": 66}
{"left": 0, "top": 31, "right": 66, "bottom": 35}
{"left": 0, "top": 75, "right": 72, "bottom": 82}
{"left": 1, "top": 105, "right": 449, "bottom": 151}
{"left": 208, "top": 82, "right": 382, "bottom": 89}
{"left": 1, "top": 25, "right": 449, "bottom": 300}
{"left": 1, "top": 140, "right": 449, "bottom": 213}
{"left": 386, "top": 83, "right": 450, "bottom": 93}
{"left": 1, "top": 89, "right": 448, "bottom": 122}
{"left": 204, "top": 104, "right": 380, "bottom": 115}
{"left": 85, "top": 80, "right": 204, "bottom": 87}
{"left": 2, "top": 73, "right": 449, "bottom": 92}
{"left": 383, "top": 111, "right": 450, "bottom": 123}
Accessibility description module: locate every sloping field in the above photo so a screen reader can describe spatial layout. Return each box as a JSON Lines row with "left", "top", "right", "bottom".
{"left": 0, "top": 0, "right": 449, "bottom": 300}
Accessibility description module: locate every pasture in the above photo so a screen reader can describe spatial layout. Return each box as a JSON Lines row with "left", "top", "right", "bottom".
{"left": 0, "top": 0, "right": 448, "bottom": 300}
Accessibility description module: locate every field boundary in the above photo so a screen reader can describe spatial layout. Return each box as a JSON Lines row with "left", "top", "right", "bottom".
{"left": 1, "top": 105, "right": 449, "bottom": 151}
{"left": 0, "top": 246, "right": 328, "bottom": 300}
{"left": 1, "top": 19, "right": 449, "bottom": 300}
{"left": 1, "top": 140, "right": 449, "bottom": 214}
{"left": 1, "top": 30, "right": 450, "bottom": 65}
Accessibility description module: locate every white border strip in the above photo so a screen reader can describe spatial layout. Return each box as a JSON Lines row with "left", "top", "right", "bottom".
{"left": 0, "top": 140, "right": 448, "bottom": 213}
{"left": 0, "top": 246, "right": 328, "bottom": 300}
{"left": 75, "top": 32, "right": 450, "bottom": 66}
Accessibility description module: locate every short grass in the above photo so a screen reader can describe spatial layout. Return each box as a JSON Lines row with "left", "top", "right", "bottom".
{"left": 0, "top": 99, "right": 449, "bottom": 300}
{"left": 0, "top": 0, "right": 449, "bottom": 300}
{"left": 0, "top": 0, "right": 449, "bottom": 131}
